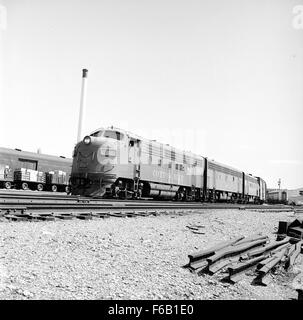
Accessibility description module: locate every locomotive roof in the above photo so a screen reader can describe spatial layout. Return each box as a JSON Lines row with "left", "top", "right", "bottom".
{"left": 95, "top": 127, "right": 203, "bottom": 158}
{"left": 0, "top": 147, "right": 72, "bottom": 164}
{"left": 90, "top": 127, "right": 143, "bottom": 141}
{"left": 90, "top": 127, "right": 258, "bottom": 179}
{"left": 207, "top": 158, "right": 243, "bottom": 174}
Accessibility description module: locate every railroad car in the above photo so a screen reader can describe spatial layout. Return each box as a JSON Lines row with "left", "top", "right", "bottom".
{"left": 267, "top": 189, "right": 288, "bottom": 204}
{"left": 0, "top": 147, "right": 72, "bottom": 190}
{"left": 70, "top": 127, "right": 267, "bottom": 203}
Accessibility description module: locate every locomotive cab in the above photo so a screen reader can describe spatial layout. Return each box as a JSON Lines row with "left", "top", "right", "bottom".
{"left": 70, "top": 127, "right": 139, "bottom": 197}
{"left": 90, "top": 128, "right": 125, "bottom": 141}
{"left": 71, "top": 128, "right": 126, "bottom": 196}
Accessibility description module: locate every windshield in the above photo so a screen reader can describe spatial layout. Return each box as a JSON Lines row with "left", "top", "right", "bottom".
{"left": 90, "top": 130, "right": 103, "bottom": 137}
{"left": 103, "top": 130, "right": 124, "bottom": 141}
{"left": 90, "top": 129, "right": 124, "bottom": 141}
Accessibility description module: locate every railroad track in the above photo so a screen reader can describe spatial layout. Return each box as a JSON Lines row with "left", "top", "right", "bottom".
{"left": 0, "top": 190, "right": 301, "bottom": 222}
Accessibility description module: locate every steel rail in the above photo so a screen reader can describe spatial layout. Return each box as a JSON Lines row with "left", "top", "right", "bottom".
{"left": 0, "top": 194, "right": 296, "bottom": 209}
{"left": 0, "top": 190, "right": 298, "bottom": 208}
{"left": 0, "top": 191, "right": 299, "bottom": 223}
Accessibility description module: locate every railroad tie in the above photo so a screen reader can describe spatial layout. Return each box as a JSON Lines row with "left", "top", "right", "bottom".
{"left": 92, "top": 212, "right": 110, "bottom": 218}
{"left": 285, "top": 241, "right": 302, "bottom": 270}
{"left": 124, "top": 211, "right": 136, "bottom": 217}
{"left": 54, "top": 214, "right": 73, "bottom": 220}
{"left": 74, "top": 213, "right": 93, "bottom": 220}
{"left": 189, "top": 259, "right": 209, "bottom": 272}
{"left": 252, "top": 248, "right": 288, "bottom": 286}
{"left": 225, "top": 255, "right": 267, "bottom": 284}
{"left": 5, "top": 215, "right": 28, "bottom": 222}
{"left": 108, "top": 211, "right": 126, "bottom": 218}
{"left": 208, "top": 259, "right": 231, "bottom": 275}
{"left": 134, "top": 211, "right": 148, "bottom": 217}
{"left": 252, "top": 273, "right": 273, "bottom": 286}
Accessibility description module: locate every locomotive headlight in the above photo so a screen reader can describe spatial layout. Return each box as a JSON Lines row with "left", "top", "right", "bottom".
{"left": 83, "top": 136, "right": 91, "bottom": 145}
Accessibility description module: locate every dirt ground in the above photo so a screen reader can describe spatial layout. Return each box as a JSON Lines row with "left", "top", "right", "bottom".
{"left": 0, "top": 209, "right": 302, "bottom": 300}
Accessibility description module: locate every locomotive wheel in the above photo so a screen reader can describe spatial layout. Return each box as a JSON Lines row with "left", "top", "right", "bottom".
{"left": 4, "top": 181, "right": 12, "bottom": 189}
{"left": 51, "top": 185, "right": 57, "bottom": 192}
{"left": 37, "top": 184, "right": 43, "bottom": 191}
{"left": 21, "top": 182, "right": 28, "bottom": 190}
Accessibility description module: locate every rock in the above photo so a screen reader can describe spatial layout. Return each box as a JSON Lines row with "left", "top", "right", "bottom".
{"left": 0, "top": 208, "right": 296, "bottom": 300}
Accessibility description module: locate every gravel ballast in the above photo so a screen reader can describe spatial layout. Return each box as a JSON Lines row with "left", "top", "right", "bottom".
{"left": 0, "top": 209, "right": 302, "bottom": 300}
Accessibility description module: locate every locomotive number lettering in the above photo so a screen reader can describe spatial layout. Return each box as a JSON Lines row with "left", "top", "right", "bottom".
{"left": 152, "top": 169, "right": 167, "bottom": 179}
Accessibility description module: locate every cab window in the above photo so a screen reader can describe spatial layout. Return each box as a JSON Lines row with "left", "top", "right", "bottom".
{"left": 103, "top": 130, "right": 124, "bottom": 141}
{"left": 90, "top": 130, "right": 103, "bottom": 137}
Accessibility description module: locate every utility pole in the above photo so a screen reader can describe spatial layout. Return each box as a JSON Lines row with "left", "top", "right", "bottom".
{"left": 77, "top": 68, "right": 88, "bottom": 142}
{"left": 278, "top": 178, "right": 281, "bottom": 190}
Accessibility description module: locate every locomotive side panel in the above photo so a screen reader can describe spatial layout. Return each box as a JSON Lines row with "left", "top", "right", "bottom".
{"left": 207, "top": 160, "right": 242, "bottom": 193}
{"left": 245, "top": 174, "right": 259, "bottom": 197}
{"left": 139, "top": 140, "right": 204, "bottom": 189}
{"left": 140, "top": 164, "right": 187, "bottom": 186}
{"left": 261, "top": 178, "right": 267, "bottom": 201}
{"left": 257, "top": 177, "right": 266, "bottom": 202}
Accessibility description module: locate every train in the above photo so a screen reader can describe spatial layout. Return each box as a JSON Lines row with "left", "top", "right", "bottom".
{"left": 70, "top": 127, "right": 267, "bottom": 203}
{"left": 0, "top": 147, "right": 72, "bottom": 191}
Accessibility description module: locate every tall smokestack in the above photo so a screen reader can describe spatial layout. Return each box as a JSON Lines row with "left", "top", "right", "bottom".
{"left": 0, "top": 2, "right": 7, "bottom": 112}
{"left": 77, "top": 68, "right": 88, "bottom": 142}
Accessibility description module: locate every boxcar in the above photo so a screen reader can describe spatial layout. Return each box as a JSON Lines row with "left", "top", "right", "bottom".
{"left": 0, "top": 147, "right": 72, "bottom": 190}
{"left": 0, "top": 147, "right": 72, "bottom": 173}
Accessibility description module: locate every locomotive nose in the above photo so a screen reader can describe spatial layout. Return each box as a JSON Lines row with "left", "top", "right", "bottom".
{"left": 74, "top": 135, "right": 118, "bottom": 166}
{"left": 71, "top": 135, "right": 118, "bottom": 196}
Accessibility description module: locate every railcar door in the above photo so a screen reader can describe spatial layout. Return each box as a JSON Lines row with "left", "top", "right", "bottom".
{"left": 128, "top": 139, "right": 140, "bottom": 164}
{"left": 128, "top": 138, "right": 141, "bottom": 181}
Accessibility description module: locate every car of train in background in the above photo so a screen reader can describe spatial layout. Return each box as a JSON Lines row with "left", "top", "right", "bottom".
{"left": 70, "top": 126, "right": 267, "bottom": 203}
{"left": 267, "top": 188, "right": 303, "bottom": 205}
{"left": 0, "top": 147, "right": 72, "bottom": 192}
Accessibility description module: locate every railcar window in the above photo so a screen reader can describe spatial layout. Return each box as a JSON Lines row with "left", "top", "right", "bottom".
{"left": 18, "top": 158, "right": 37, "bottom": 170}
{"left": 103, "top": 130, "right": 124, "bottom": 141}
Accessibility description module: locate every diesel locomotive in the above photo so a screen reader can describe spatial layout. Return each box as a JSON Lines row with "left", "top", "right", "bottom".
{"left": 70, "top": 127, "right": 267, "bottom": 203}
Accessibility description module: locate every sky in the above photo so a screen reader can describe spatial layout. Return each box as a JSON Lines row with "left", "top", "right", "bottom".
{"left": 0, "top": 0, "right": 302, "bottom": 189}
